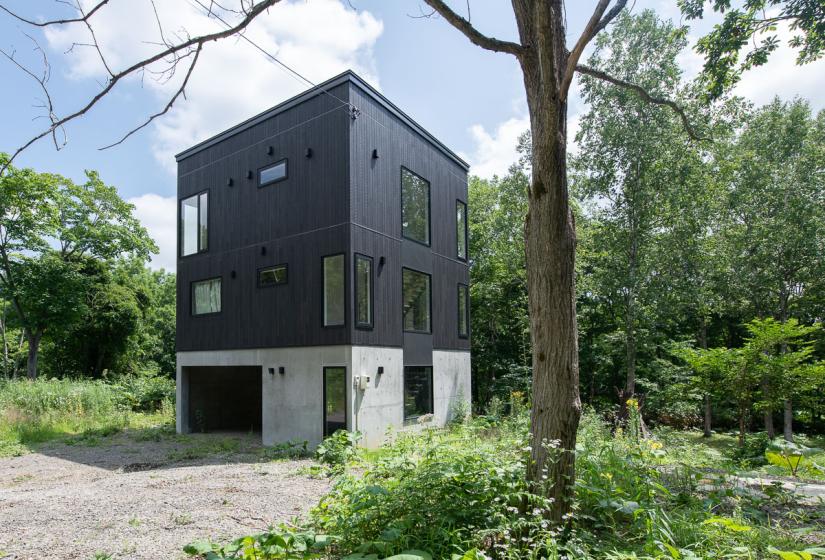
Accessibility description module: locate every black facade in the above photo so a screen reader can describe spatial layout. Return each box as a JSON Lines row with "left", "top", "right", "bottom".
{"left": 176, "top": 71, "right": 470, "bottom": 353}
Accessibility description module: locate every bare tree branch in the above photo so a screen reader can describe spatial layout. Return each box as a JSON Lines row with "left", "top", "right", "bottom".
{"left": 0, "top": 0, "right": 110, "bottom": 27}
{"left": 0, "top": 0, "right": 284, "bottom": 174}
{"left": 575, "top": 63, "right": 704, "bottom": 141}
{"left": 421, "top": 0, "right": 527, "bottom": 56}
{"left": 562, "top": 0, "right": 627, "bottom": 98}
{"left": 99, "top": 44, "right": 203, "bottom": 150}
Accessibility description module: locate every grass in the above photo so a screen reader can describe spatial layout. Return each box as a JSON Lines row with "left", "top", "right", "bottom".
{"left": 0, "top": 376, "right": 175, "bottom": 457}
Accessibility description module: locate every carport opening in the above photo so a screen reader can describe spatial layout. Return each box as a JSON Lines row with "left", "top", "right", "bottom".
{"left": 185, "top": 366, "right": 262, "bottom": 433}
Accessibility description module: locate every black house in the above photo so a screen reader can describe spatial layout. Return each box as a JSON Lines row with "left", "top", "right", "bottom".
{"left": 175, "top": 71, "right": 470, "bottom": 446}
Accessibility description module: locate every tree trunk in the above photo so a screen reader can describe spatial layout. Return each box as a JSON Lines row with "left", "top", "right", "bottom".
{"left": 518, "top": 1, "right": 581, "bottom": 524}
{"left": 738, "top": 407, "right": 746, "bottom": 448}
{"left": 761, "top": 377, "right": 775, "bottom": 439}
{"left": 703, "top": 394, "right": 712, "bottom": 438}
{"left": 783, "top": 399, "right": 793, "bottom": 442}
{"left": 25, "top": 330, "right": 42, "bottom": 380}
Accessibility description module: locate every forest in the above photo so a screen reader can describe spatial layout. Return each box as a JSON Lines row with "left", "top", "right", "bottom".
{"left": 0, "top": 2, "right": 824, "bottom": 559}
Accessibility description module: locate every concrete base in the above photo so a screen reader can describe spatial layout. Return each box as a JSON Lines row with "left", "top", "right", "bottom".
{"left": 176, "top": 346, "right": 470, "bottom": 448}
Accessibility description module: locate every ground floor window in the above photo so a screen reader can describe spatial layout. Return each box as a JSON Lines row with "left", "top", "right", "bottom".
{"left": 404, "top": 366, "right": 433, "bottom": 421}
{"left": 324, "top": 367, "right": 347, "bottom": 436}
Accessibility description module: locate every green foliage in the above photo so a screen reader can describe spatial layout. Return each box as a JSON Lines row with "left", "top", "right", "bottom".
{"left": 765, "top": 438, "right": 823, "bottom": 477}
{"left": 679, "top": 0, "right": 825, "bottom": 100}
{"left": 0, "top": 376, "right": 174, "bottom": 455}
{"left": 184, "top": 527, "right": 333, "bottom": 559}
{"left": 199, "top": 412, "right": 815, "bottom": 560}
{"left": 315, "top": 430, "right": 361, "bottom": 471}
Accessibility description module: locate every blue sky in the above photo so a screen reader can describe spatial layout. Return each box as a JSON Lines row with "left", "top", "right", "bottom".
{"left": 1, "top": 0, "right": 823, "bottom": 271}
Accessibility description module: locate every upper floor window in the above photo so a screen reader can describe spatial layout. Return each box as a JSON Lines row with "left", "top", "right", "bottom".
{"left": 354, "top": 254, "right": 373, "bottom": 329}
{"left": 192, "top": 277, "right": 221, "bottom": 315}
{"left": 180, "top": 191, "right": 208, "bottom": 257}
{"left": 402, "top": 268, "right": 431, "bottom": 333}
{"left": 456, "top": 200, "right": 468, "bottom": 260}
{"left": 401, "top": 167, "right": 430, "bottom": 245}
{"left": 458, "top": 283, "right": 469, "bottom": 338}
{"left": 323, "top": 254, "right": 345, "bottom": 326}
{"left": 259, "top": 264, "right": 288, "bottom": 287}
{"left": 259, "top": 159, "right": 288, "bottom": 187}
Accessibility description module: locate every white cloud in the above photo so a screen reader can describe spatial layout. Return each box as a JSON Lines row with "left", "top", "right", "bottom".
{"left": 462, "top": 116, "right": 529, "bottom": 179}
{"left": 45, "top": 0, "right": 384, "bottom": 172}
{"left": 128, "top": 193, "right": 177, "bottom": 271}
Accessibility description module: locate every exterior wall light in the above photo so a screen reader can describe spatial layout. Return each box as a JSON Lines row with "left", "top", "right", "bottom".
{"left": 267, "top": 146, "right": 274, "bottom": 155}
{"left": 227, "top": 178, "right": 234, "bottom": 187}
{"left": 377, "top": 366, "right": 384, "bottom": 375}
{"left": 372, "top": 149, "right": 379, "bottom": 159}
{"left": 305, "top": 148, "right": 313, "bottom": 158}
{"left": 268, "top": 367, "right": 275, "bottom": 375}
{"left": 278, "top": 366, "right": 285, "bottom": 375}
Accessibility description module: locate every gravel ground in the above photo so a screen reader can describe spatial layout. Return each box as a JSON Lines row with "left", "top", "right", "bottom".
{"left": 0, "top": 432, "right": 330, "bottom": 560}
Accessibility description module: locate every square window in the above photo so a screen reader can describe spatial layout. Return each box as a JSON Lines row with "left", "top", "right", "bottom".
{"left": 192, "top": 277, "right": 221, "bottom": 315}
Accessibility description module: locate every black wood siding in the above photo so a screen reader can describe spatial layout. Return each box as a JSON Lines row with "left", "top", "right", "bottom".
{"left": 176, "top": 76, "right": 469, "bottom": 353}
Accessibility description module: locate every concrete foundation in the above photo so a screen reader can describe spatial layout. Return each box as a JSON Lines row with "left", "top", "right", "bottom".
{"left": 176, "top": 346, "right": 470, "bottom": 448}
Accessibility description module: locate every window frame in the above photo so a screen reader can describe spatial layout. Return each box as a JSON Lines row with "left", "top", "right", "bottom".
{"left": 457, "top": 283, "right": 470, "bottom": 339}
{"left": 403, "top": 365, "right": 434, "bottom": 423}
{"left": 178, "top": 189, "right": 209, "bottom": 258}
{"left": 190, "top": 276, "right": 222, "bottom": 317}
{"left": 258, "top": 158, "right": 289, "bottom": 187}
{"left": 323, "top": 366, "right": 348, "bottom": 437}
{"left": 321, "top": 252, "right": 346, "bottom": 328}
{"left": 353, "top": 253, "right": 374, "bottom": 330}
{"left": 400, "top": 166, "right": 431, "bottom": 247}
{"left": 401, "top": 266, "right": 432, "bottom": 334}
{"left": 257, "top": 263, "right": 288, "bottom": 288}
{"left": 456, "top": 199, "right": 468, "bottom": 261}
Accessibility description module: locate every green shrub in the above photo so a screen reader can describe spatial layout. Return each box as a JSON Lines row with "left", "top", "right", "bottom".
{"left": 115, "top": 373, "right": 175, "bottom": 412}
{"left": 315, "top": 430, "right": 360, "bottom": 471}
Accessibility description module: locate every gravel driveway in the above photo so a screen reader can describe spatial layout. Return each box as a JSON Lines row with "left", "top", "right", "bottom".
{"left": 0, "top": 432, "right": 330, "bottom": 560}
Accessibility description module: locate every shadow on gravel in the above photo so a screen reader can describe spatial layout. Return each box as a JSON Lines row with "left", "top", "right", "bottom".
{"left": 28, "top": 429, "right": 309, "bottom": 472}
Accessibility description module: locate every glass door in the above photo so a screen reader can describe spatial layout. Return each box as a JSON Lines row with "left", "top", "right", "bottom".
{"left": 323, "top": 367, "right": 347, "bottom": 436}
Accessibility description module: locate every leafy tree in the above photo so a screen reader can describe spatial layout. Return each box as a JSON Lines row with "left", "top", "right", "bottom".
{"left": 468, "top": 161, "right": 530, "bottom": 407}
{"left": 0, "top": 154, "right": 156, "bottom": 378}
{"left": 679, "top": 0, "right": 825, "bottom": 100}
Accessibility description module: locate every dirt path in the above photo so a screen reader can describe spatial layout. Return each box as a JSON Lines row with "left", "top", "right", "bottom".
{"left": 0, "top": 432, "right": 330, "bottom": 560}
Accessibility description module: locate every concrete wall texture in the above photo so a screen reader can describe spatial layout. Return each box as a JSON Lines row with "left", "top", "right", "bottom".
{"left": 176, "top": 346, "right": 470, "bottom": 448}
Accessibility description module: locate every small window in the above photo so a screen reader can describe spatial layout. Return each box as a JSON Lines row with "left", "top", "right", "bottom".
{"left": 456, "top": 200, "right": 468, "bottom": 260}
{"left": 259, "top": 159, "right": 287, "bottom": 186}
{"left": 404, "top": 366, "right": 433, "bottom": 421}
{"left": 180, "top": 191, "right": 208, "bottom": 257}
{"left": 259, "top": 264, "right": 288, "bottom": 287}
{"left": 354, "top": 254, "right": 373, "bottom": 329}
{"left": 402, "top": 268, "right": 431, "bottom": 333}
{"left": 192, "top": 277, "right": 221, "bottom": 315}
{"left": 323, "top": 254, "right": 345, "bottom": 326}
{"left": 458, "top": 284, "right": 469, "bottom": 338}
{"left": 401, "top": 167, "right": 430, "bottom": 245}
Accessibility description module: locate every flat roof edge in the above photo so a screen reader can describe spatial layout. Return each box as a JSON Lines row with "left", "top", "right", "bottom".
{"left": 174, "top": 70, "right": 469, "bottom": 171}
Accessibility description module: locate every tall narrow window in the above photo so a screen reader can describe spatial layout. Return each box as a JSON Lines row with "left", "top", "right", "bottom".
{"left": 404, "top": 366, "right": 433, "bottom": 421}
{"left": 456, "top": 200, "right": 468, "bottom": 260}
{"left": 324, "top": 367, "right": 347, "bottom": 436}
{"left": 402, "top": 268, "right": 431, "bottom": 333}
{"left": 180, "top": 191, "right": 208, "bottom": 257}
{"left": 458, "top": 284, "right": 469, "bottom": 338}
{"left": 354, "top": 254, "right": 373, "bottom": 329}
{"left": 323, "top": 254, "right": 345, "bottom": 326}
{"left": 259, "top": 159, "right": 288, "bottom": 186}
{"left": 192, "top": 277, "right": 221, "bottom": 315}
{"left": 401, "top": 167, "right": 430, "bottom": 245}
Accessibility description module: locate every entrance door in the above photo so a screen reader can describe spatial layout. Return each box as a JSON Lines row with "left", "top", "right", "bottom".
{"left": 323, "top": 367, "right": 347, "bottom": 436}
